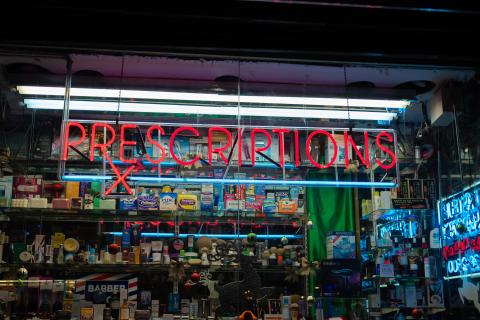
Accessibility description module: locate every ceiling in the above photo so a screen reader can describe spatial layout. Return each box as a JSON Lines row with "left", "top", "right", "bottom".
{"left": 0, "top": 53, "right": 476, "bottom": 124}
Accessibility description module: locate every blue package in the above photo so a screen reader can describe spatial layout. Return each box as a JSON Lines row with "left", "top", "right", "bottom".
{"left": 119, "top": 197, "right": 137, "bottom": 210}
{"left": 121, "top": 229, "right": 131, "bottom": 248}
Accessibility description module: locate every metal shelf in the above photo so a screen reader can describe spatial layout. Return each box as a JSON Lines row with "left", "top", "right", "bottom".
{"left": 0, "top": 263, "right": 299, "bottom": 274}
{"left": 0, "top": 207, "right": 304, "bottom": 225}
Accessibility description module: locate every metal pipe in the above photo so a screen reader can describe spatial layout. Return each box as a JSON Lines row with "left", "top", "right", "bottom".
{"left": 57, "top": 56, "right": 73, "bottom": 180}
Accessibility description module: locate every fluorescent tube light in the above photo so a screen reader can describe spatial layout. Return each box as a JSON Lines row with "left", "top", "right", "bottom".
{"left": 24, "top": 99, "right": 397, "bottom": 121}
{"left": 104, "top": 232, "right": 303, "bottom": 239}
{"left": 17, "top": 85, "right": 410, "bottom": 109}
{"left": 62, "top": 174, "right": 397, "bottom": 188}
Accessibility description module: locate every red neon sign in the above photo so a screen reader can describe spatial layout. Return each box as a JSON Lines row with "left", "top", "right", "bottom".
{"left": 62, "top": 122, "right": 398, "bottom": 195}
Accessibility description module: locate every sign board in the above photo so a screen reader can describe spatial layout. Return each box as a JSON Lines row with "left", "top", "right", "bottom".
{"left": 59, "top": 122, "right": 399, "bottom": 193}
{"left": 440, "top": 181, "right": 480, "bottom": 279}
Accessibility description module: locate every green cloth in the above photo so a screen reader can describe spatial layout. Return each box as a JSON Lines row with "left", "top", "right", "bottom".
{"left": 307, "top": 173, "right": 355, "bottom": 262}
{"left": 306, "top": 172, "right": 355, "bottom": 314}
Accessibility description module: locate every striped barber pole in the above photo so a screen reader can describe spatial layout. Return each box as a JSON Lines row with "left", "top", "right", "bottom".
{"left": 75, "top": 273, "right": 138, "bottom": 301}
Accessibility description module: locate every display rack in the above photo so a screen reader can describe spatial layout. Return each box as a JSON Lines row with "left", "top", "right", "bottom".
{"left": 360, "top": 208, "right": 444, "bottom": 319}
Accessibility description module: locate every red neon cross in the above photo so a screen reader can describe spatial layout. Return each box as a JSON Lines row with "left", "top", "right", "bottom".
{"left": 101, "top": 147, "right": 135, "bottom": 195}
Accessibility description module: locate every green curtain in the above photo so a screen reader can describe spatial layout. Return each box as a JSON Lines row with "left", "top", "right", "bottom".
{"left": 307, "top": 172, "right": 355, "bottom": 305}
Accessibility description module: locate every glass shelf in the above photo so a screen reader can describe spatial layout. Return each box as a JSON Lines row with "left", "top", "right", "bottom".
{"left": 0, "top": 207, "right": 304, "bottom": 225}
{"left": 0, "top": 263, "right": 299, "bottom": 274}
{"left": 361, "top": 208, "right": 434, "bottom": 223}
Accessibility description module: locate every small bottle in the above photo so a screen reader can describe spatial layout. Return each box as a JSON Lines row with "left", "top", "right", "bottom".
{"left": 374, "top": 192, "right": 381, "bottom": 210}
{"left": 128, "top": 248, "right": 135, "bottom": 264}
{"left": 424, "top": 255, "right": 431, "bottom": 278}
{"left": 119, "top": 299, "right": 130, "bottom": 320}
{"left": 57, "top": 245, "right": 64, "bottom": 264}
{"left": 88, "top": 248, "right": 96, "bottom": 264}
{"left": 421, "top": 236, "right": 428, "bottom": 250}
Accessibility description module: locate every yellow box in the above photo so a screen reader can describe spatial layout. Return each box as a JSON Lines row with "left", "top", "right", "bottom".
{"left": 65, "top": 182, "right": 80, "bottom": 199}
{"left": 177, "top": 194, "right": 198, "bottom": 211}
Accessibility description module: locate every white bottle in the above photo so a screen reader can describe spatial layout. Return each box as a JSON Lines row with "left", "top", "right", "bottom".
{"left": 374, "top": 192, "right": 381, "bottom": 210}
{"left": 424, "top": 256, "right": 431, "bottom": 278}
{"left": 430, "top": 227, "right": 441, "bottom": 249}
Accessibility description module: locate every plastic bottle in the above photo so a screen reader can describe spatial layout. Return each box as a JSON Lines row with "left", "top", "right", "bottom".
{"left": 430, "top": 226, "right": 441, "bottom": 249}
{"left": 57, "top": 245, "right": 64, "bottom": 264}
{"left": 374, "top": 191, "right": 381, "bottom": 210}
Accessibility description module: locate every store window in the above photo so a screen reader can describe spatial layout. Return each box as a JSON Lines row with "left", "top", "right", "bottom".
{"left": 0, "top": 52, "right": 479, "bottom": 319}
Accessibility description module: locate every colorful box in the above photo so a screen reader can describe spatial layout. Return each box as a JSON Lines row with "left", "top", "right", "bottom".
{"left": 278, "top": 199, "right": 297, "bottom": 214}
{"left": 71, "top": 197, "right": 83, "bottom": 209}
{"left": 160, "top": 193, "right": 178, "bottom": 211}
{"left": 327, "top": 231, "right": 356, "bottom": 259}
{"left": 65, "top": 181, "right": 80, "bottom": 199}
{"left": 178, "top": 194, "right": 198, "bottom": 211}
{"left": 225, "top": 199, "right": 245, "bottom": 211}
{"left": 138, "top": 188, "right": 159, "bottom": 211}
{"left": 99, "top": 199, "right": 116, "bottom": 210}
{"left": 0, "top": 176, "right": 13, "bottom": 207}
{"left": 200, "top": 192, "right": 214, "bottom": 211}
{"left": 138, "top": 195, "right": 159, "bottom": 211}
{"left": 83, "top": 194, "right": 94, "bottom": 210}
{"left": 13, "top": 175, "right": 42, "bottom": 199}
{"left": 52, "top": 198, "right": 71, "bottom": 209}
{"left": 119, "top": 197, "right": 137, "bottom": 210}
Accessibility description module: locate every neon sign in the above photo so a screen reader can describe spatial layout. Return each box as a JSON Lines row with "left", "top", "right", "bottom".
{"left": 60, "top": 122, "right": 398, "bottom": 195}
{"left": 441, "top": 181, "right": 480, "bottom": 278}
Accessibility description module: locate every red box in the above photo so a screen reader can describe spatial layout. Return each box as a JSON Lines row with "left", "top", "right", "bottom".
{"left": 52, "top": 198, "right": 71, "bottom": 209}
{"left": 13, "top": 175, "right": 42, "bottom": 199}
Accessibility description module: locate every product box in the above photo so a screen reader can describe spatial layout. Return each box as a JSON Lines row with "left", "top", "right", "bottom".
{"left": 119, "top": 197, "right": 137, "bottom": 211}
{"left": 320, "top": 259, "right": 360, "bottom": 297}
{"left": 200, "top": 193, "right": 214, "bottom": 211}
{"left": 80, "top": 306, "right": 95, "bottom": 320}
{"left": 13, "top": 175, "right": 42, "bottom": 199}
{"left": 99, "top": 199, "right": 116, "bottom": 210}
{"left": 71, "top": 197, "right": 83, "bottom": 209}
{"left": 326, "top": 134, "right": 352, "bottom": 166}
{"left": 160, "top": 193, "right": 178, "bottom": 211}
{"left": 0, "top": 176, "right": 13, "bottom": 207}
{"left": 327, "top": 231, "right": 356, "bottom": 259}
{"left": 137, "top": 188, "right": 159, "bottom": 211}
{"left": 278, "top": 199, "right": 297, "bottom": 214}
{"left": 262, "top": 198, "right": 277, "bottom": 214}
{"left": 245, "top": 196, "right": 262, "bottom": 213}
{"left": 178, "top": 194, "right": 198, "bottom": 211}
{"left": 28, "top": 197, "right": 48, "bottom": 208}
{"left": 52, "top": 198, "right": 71, "bottom": 209}
{"left": 83, "top": 194, "right": 94, "bottom": 210}
{"left": 65, "top": 181, "right": 80, "bottom": 199}
{"left": 225, "top": 199, "right": 245, "bottom": 211}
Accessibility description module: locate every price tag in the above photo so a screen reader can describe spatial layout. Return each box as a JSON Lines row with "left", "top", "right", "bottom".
{"left": 380, "top": 264, "right": 395, "bottom": 278}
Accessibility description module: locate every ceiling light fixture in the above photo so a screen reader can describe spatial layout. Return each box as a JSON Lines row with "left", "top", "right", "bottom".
{"left": 24, "top": 99, "right": 397, "bottom": 121}
{"left": 17, "top": 85, "right": 410, "bottom": 109}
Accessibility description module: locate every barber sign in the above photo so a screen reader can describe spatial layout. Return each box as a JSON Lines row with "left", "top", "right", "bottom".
{"left": 76, "top": 273, "right": 138, "bottom": 301}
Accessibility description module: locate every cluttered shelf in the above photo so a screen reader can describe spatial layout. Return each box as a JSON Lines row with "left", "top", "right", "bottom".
{"left": 0, "top": 263, "right": 303, "bottom": 274}
{"left": 0, "top": 207, "right": 305, "bottom": 225}
{"left": 361, "top": 208, "right": 434, "bottom": 223}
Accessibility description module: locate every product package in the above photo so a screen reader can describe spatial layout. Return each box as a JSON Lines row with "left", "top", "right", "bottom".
{"left": 327, "top": 231, "right": 356, "bottom": 259}
{"left": 119, "top": 197, "right": 137, "bottom": 210}
{"left": 320, "top": 259, "right": 360, "bottom": 297}
{"left": 138, "top": 188, "right": 160, "bottom": 211}
{"left": 160, "top": 193, "right": 178, "bottom": 211}
{"left": 0, "top": 176, "right": 13, "bottom": 207}
{"left": 71, "top": 197, "right": 83, "bottom": 209}
{"left": 178, "top": 194, "right": 198, "bottom": 211}
{"left": 13, "top": 175, "right": 42, "bottom": 199}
